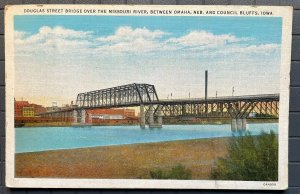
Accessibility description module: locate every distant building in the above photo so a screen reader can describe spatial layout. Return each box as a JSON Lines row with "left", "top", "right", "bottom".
{"left": 87, "top": 109, "right": 135, "bottom": 118}
{"left": 22, "top": 107, "right": 35, "bottom": 117}
{"left": 52, "top": 102, "right": 58, "bottom": 107}
{"left": 86, "top": 108, "right": 137, "bottom": 124}
{"left": 15, "top": 100, "right": 30, "bottom": 117}
{"left": 31, "top": 104, "right": 47, "bottom": 115}
{"left": 15, "top": 100, "right": 46, "bottom": 117}
{"left": 90, "top": 114, "right": 124, "bottom": 120}
{"left": 46, "top": 106, "right": 61, "bottom": 112}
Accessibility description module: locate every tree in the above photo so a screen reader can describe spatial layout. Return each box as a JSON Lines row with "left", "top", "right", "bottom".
{"left": 150, "top": 164, "right": 192, "bottom": 180}
{"left": 211, "top": 130, "right": 278, "bottom": 181}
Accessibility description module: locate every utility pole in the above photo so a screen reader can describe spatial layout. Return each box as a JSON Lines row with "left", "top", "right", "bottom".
{"left": 205, "top": 70, "right": 208, "bottom": 100}
{"left": 205, "top": 70, "right": 208, "bottom": 115}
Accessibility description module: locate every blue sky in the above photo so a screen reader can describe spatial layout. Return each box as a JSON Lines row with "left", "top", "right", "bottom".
{"left": 15, "top": 15, "right": 282, "bottom": 44}
{"left": 14, "top": 15, "right": 282, "bottom": 106}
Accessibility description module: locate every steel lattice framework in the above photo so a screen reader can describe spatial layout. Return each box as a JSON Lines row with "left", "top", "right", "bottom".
{"left": 159, "top": 94, "right": 279, "bottom": 118}
{"left": 76, "top": 83, "right": 159, "bottom": 108}
{"left": 39, "top": 83, "right": 279, "bottom": 120}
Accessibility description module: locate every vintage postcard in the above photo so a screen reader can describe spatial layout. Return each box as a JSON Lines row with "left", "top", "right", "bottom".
{"left": 5, "top": 5, "right": 292, "bottom": 189}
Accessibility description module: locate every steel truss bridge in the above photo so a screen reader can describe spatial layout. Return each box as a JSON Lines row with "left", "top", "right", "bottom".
{"left": 76, "top": 83, "right": 159, "bottom": 108}
{"left": 159, "top": 94, "right": 279, "bottom": 118}
{"left": 40, "top": 83, "right": 279, "bottom": 130}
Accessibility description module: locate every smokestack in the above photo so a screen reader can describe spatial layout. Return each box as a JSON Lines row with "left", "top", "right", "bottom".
{"left": 205, "top": 70, "right": 208, "bottom": 100}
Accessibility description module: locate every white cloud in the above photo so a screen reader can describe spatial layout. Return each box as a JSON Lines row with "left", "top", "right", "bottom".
{"left": 14, "top": 25, "right": 280, "bottom": 57}
{"left": 14, "top": 31, "right": 28, "bottom": 39}
{"left": 15, "top": 26, "right": 93, "bottom": 48}
{"left": 212, "top": 43, "right": 280, "bottom": 56}
{"left": 167, "top": 30, "right": 249, "bottom": 48}
{"left": 97, "top": 38, "right": 161, "bottom": 53}
{"left": 39, "top": 26, "right": 92, "bottom": 38}
{"left": 95, "top": 26, "right": 169, "bottom": 53}
{"left": 14, "top": 26, "right": 94, "bottom": 57}
{"left": 97, "top": 26, "right": 168, "bottom": 42}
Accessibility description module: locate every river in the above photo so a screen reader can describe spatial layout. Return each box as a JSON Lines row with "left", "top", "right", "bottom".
{"left": 15, "top": 123, "right": 278, "bottom": 153}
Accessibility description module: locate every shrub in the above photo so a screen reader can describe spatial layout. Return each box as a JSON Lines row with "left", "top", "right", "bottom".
{"left": 210, "top": 130, "right": 278, "bottom": 181}
{"left": 150, "top": 164, "right": 192, "bottom": 180}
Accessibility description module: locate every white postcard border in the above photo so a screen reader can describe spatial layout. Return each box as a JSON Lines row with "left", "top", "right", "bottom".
{"left": 5, "top": 4, "right": 293, "bottom": 190}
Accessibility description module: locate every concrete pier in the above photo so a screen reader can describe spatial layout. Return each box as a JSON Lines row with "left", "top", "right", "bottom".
{"left": 157, "top": 105, "right": 162, "bottom": 127}
{"left": 81, "top": 109, "right": 86, "bottom": 124}
{"left": 149, "top": 106, "right": 155, "bottom": 127}
{"left": 231, "top": 118, "right": 247, "bottom": 132}
{"left": 140, "top": 105, "right": 145, "bottom": 129}
{"left": 141, "top": 105, "right": 163, "bottom": 128}
{"left": 73, "top": 110, "right": 77, "bottom": 123}
{"left": 236, "top": 119, "right": 243, "bottom": 131}
{"left": 242, "top": 118, "right": 247, "bottom": 131}
{"left": 231, "top": 119, "right": 237, "bottom": 132}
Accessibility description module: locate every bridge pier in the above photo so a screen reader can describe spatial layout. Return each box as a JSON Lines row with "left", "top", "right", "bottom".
{"left": 81, "top": 109, "right": 86, "bottom": 124}
{"left": 242, "top": 118, "right": 247, "bottom": 131}
{"left": 157, "top": 105, "right": 162, "bottom": 127}
{"left": 149, "top": 106, "right": 155, "bottom": 128}
{"left": 237, "top": 119, "right": 243, "bottom": 131}
{"left": 140, "top": 105, "right": 145, "bottom": 129}
{"left": 73, "top": 110, "right": 77, "bottom": 123}
{"left": 140, "top": 105, "right": 162, "bottom": 129}
{"left": 231, "top": 118, "right": 247, "bottom": 132}
{"left": 231, "top": 119, "right": 237, "bottom": 132}
{"left": 149, "top": 105, "right": 162, "bottom": 128}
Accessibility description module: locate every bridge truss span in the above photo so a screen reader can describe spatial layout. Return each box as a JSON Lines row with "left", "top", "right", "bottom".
{"left": 76, "top": 83, "right": 159, "bottom": 108}
{"left": 40, "top": 83, "right": 279, "bottom": 131}
{"left": 159, "top": 94, "right": 280, "bottom": 119}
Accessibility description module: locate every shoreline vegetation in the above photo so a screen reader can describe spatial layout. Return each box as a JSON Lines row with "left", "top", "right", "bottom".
{"left": 17, "top": 118, "right": 278, "bottom": 128}
{"left": 16, "top": 132, "right": 278, "bottom": 181}
{"left": 211, "top": 131, "right": 278, "bottom": 181}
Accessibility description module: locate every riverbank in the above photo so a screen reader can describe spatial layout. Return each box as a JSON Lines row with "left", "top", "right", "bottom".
{"left": 17, "top": 118, "right": 278, "bottom": 128}
{"left": 16, "top": 137, "right": 229, "bottom": 179}
{"left": 20, "top": 122, "right": 137, "bottom": 127}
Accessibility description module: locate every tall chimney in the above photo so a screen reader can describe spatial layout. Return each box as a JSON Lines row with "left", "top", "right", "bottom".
{"left": 205, "top": 70, "right": 208, "bottom": 100}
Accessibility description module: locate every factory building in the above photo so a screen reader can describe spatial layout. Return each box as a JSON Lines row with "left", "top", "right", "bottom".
{"left": 14, "top": 100, "right": 46, "bottom": 117}
{"left": 22, "top": 107, "right": 35, "bottom": 117}
{"left": 86, "top": 109, "right": 138, "bottom": 125}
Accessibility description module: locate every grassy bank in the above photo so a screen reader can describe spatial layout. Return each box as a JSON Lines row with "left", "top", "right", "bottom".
{"left": 16, "top": 138, "right": 229, "bottom": 179}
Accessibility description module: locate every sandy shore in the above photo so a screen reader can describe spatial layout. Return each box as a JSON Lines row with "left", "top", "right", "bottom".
{"left": 16, "top": 138, "right": 229, "bottom": 179}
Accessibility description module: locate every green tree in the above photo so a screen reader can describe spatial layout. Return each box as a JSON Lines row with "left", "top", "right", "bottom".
{"left": 150, "top": 164, "right": 192, "bottom": 180}
{"left": 211, "top": 130, "right": 278, "bottom": 181}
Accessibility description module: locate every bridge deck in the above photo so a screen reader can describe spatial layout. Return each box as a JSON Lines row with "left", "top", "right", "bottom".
{"left": 159, "top": 94, "right": 279, "bottom": 104}
{"left": 38, "top": 94, "right": 279, "bottom": 115}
